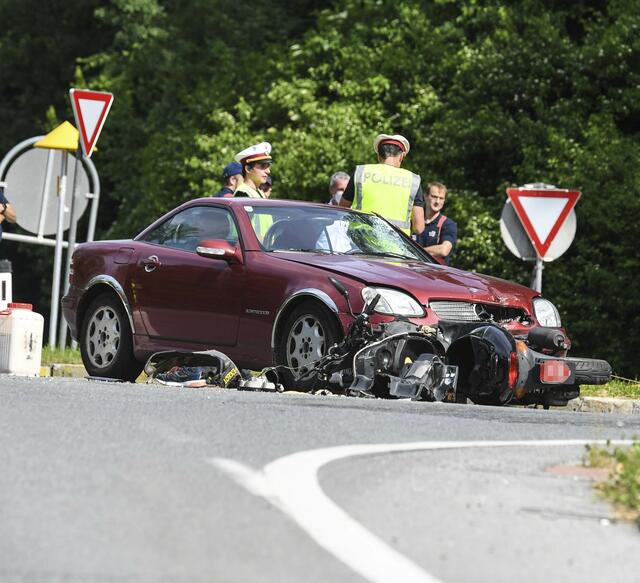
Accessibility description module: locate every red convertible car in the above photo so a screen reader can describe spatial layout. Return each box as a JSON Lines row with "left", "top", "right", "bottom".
{"left": 62, "top": 198, "right": 610, "bottom": 406}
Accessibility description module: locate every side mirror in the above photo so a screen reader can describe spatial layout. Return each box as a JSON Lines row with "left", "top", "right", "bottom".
{"left": 196, "top": 239, "right": 243, "bottom": 264}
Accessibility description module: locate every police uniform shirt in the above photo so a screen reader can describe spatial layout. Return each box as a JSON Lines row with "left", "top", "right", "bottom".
{"left": 341, "top": 171, "right": 425, "bottom": 207}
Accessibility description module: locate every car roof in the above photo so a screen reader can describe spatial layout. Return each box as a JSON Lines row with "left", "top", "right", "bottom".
{"left": 187, "top": 197, "right": 332, "bottom": 210}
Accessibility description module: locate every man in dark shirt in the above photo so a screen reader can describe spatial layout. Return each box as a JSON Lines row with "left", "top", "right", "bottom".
{"left": 416, "top": 182, "right": 457, "bottom": 264}
{"left": 0, "top": 182, "right": 17, "bottom": 241}
{"left": 213, "top": 162, "right": 243, "bottom": 198}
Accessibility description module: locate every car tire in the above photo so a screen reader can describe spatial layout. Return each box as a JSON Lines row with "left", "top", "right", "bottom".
{"left": 80, "top": 292, "right": 143, "bottom": 382}
{"left": 275, "top": 301, "right": 342, "bottom": 391}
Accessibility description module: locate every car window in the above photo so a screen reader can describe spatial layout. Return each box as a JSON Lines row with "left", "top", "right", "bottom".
{"left": 246, "top": 205, "right": 430, "bottom": 261}
{"left": 141, "top": 206, "right": 238, "bottom": 252}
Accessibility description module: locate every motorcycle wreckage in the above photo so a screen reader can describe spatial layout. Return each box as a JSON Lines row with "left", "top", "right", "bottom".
{"left": 295, "top": 278, "right": 612, "bottom": 408}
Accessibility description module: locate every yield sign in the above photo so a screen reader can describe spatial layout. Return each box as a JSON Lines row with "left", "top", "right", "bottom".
{"left": 69, "top": 89, "right": 114, "bottom": 158}
{"left": 506, "top": 187, "right": 581, "bottom": 258}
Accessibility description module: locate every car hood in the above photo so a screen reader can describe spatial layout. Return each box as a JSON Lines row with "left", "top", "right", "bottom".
{"left": 273, "top": 252, "right": 537, "bottom": 308}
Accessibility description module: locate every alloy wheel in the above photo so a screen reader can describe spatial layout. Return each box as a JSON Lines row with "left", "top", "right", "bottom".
{"left": 286, "top": 314, "right": 327, "bottom": 374}
{"left": 85, "top": 305, "right": 121, "bottom": 369}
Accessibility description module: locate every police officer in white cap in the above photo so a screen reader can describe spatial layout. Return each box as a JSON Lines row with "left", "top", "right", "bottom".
{"left": 339, "top": 134, "right": 425, "bottom": 235}
{"left": 233, "top": 141, "right": 272, "bottom": 198}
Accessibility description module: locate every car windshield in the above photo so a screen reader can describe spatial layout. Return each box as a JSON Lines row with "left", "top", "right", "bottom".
{"left": 245, "top": 205, "right": 429, "bottom": 261}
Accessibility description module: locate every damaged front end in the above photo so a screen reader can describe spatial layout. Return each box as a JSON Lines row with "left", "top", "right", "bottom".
{"left": 307, "top": 307, "right": 611, "bottom": 408}
{"left": 303, "top": 279, "right": 612, "bottom": 407}
{"left": 348, "top": 323, "right": 458, "bottom": 401}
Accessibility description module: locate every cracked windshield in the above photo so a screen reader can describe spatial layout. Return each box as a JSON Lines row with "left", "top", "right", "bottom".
{"left": 247, "top": 205, "right": 427, "bottom": 261}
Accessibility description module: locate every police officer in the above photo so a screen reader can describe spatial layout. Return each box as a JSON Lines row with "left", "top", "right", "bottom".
{"left": 233, "top": 142, "right": 272, "bottom": 198}
{"left": 214, "top": 162, "right": 243, "bottom": 198}
{"left": 339, "top": 134, "right": 425, "bottom": 235}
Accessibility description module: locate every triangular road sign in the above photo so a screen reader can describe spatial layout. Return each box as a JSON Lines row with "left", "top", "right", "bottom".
{"left": 506, "top": 187, "right": 581, "bottom": 258}
{"left": 69, "top": 89, "right": 114, "bottom": 158}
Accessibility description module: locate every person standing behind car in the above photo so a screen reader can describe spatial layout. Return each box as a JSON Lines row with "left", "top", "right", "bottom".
{"left": 328, "top": 171, "right": 349, "bottom": 205}
{"left": 0, "top": 182, "right": 17, "bottom": 242}
{"left": 416, "top": 182, "right": 457, "bottom": 265}
{"left": 233, "top": 142, "right": 272, "bottom": 198}
{"left": 339, "top": 134, "right": 425, "bottom": 235}
{"left": 259, "top": 175, "right": 273, "bottom": 198}
{"left": 214, "top": 162, "right": 243, "bottom": 198}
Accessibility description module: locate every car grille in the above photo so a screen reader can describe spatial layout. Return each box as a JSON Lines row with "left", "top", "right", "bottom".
{"left": 429, "top": 300, "right": 526, "bottom": 323}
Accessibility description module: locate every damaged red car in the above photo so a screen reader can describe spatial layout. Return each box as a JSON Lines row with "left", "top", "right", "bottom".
{"left": 62, "top": 198, "right": 611, "bottom": 407}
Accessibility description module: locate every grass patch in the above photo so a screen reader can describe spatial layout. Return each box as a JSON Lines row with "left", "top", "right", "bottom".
{"left": 41, "top": 346, "right": 83, "bottom": 365}
{"left": 581, "top": 379, "right": 640, "bottom": 400}
{"left": 585, "top": 443, "right": 640, "bottom": 526}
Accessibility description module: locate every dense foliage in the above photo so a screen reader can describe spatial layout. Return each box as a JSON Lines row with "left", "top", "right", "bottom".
{"left": 1, "top": 0, "right": 638, "bottom": 376}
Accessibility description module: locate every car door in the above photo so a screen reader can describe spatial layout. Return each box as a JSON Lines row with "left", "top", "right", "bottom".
{"left": 129, "top": 205, "right": 245, "bottom": 346}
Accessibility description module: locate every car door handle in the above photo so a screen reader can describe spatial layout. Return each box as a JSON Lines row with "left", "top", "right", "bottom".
{"left": 142, "top": 255, "right": 161, "bottom": 272}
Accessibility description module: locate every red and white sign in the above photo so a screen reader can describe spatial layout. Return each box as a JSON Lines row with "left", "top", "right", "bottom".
{"left": 69, "top": 89, "right": 114, "bottom": 158}
{"left": 506, "top": 187, "right": 580, "bottom": 258}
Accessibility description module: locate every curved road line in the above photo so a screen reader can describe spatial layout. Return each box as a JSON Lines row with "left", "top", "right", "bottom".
{"left": 211, "top": 439, "right": 632, "bottom": 583}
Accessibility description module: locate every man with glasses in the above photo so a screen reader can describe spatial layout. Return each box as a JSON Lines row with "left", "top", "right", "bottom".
{"left": 417, "top": 182, "right": 457, "bottom": 265}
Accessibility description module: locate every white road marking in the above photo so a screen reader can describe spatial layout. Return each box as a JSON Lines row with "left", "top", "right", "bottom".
{"left": 210, "top": 439, "right": 633, "bottom": 583}
{"left": 209, "top": 457, "right": 284, "bottom": 510}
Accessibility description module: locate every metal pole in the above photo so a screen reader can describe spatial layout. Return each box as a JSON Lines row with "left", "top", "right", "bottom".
{"left": 59, "top": 149, "right": 81, "bottom": 347}
{"left": 37, "top": 149, "right": 55, "bottom": 237}
{"left": 85, "top": 158, "right": 100, "bottom": 242}
{"left": 532, "top": 256, "right": 544, "bottom": 293}
{"left": 0, "top": 136, "right": 43, "bottom": 180}
{"left": 49, "top": 151, "right": 68, "bottom": 348}
{"left": 2, "top": 232, "right": 68, "bottom": 247}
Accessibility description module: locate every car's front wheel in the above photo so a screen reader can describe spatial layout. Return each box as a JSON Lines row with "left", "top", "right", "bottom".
{"left": 80, "top": 292, "right": 143, "bottom": 382}
{"left": 275, "top": 301, "right": 341, "bottom": 390}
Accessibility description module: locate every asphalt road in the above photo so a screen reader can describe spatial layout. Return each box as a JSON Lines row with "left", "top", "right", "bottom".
{"left": 1, "top": 376, "right": 638, "bottom": 583}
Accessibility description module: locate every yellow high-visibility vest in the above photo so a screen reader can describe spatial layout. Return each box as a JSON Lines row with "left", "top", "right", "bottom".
{"left": 234, "top": 183, "right": 263, "bottom": 198}
{"left": 233, "top": 184, "right": 274, "bottom": 240}
{"left": 351, "top": 164, "right": 421, "bottom": 234}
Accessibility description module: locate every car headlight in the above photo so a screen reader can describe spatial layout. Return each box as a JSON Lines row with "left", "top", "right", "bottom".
{"left": 362, "top": 287, "right": 425, "bottom": 317}
{"left": 533, "top": 298, "right": 561, "bottom": 327}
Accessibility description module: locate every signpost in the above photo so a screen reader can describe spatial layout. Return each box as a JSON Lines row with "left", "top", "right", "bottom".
{"left": 501, "top": 183, "right": 581, "bottom": 292}
{"left": 0, "top": 89, "right": 113, "bottom": 350}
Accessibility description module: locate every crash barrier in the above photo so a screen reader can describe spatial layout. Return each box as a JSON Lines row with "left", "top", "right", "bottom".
{"left": 0, "top": 303, "right": 44, "bottom": 376}
{"left": 0, "top": 259, "right": 12, "bottom": 310}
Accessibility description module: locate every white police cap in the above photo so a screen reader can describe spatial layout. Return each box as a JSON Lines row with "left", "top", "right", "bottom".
{"left": 235, "top": 141, "right": 272, "bottom": 165}
{"left": 373, "top": 133, "right": 410, "bottom": 154}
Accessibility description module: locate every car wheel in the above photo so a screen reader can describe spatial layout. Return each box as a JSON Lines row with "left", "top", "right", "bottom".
{"left": 276, "top": 301, "right": 341, "bottom": 390}
{"left": 80, "top": 292, "right": 143, "bottom": 382}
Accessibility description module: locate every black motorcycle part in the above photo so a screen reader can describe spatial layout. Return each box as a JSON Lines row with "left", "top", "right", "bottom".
{"left": 565, "top": 357, "right": 612, "bottom": 385}
{"left": 350, "top": 333, "right": 440, "bottom": 396}
{"left": 446, "top": 324, "right": 516, "bottom": 405}
{"left": 387, "top": 353, "right": 458, "bottom": 401}
{"left": 527, "top": 328, "right": 568, "bottom": 352}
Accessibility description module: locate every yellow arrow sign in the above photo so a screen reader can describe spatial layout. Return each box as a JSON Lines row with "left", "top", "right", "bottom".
{"left": 34, "top": 121, "right": 97, "bottom": 153}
